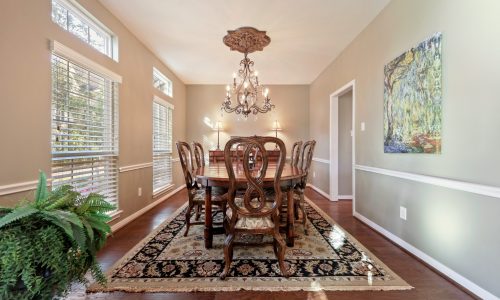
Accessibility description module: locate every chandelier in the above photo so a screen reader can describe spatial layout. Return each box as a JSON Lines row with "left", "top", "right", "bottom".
{"left": 221, "top": 27, "right": 275, "bottom": 117}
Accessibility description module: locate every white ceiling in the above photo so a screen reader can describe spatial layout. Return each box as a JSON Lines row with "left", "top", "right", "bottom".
{"left": 99, "top": 0, "right": 390, "bottom": 84}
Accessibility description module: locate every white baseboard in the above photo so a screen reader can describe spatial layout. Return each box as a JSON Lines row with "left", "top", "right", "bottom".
{"left": 306, "top": 183, "right": 331, "bottom": 201}
{"left": 337, "top": 194, "right": 353, "bottom": 200}
{"left": 110, "top": 184, "right": 186, "bottom": 233}
{"left": 353, "top": 211, "right": 498, "bottom": 300}
{"left": 312, "top": 157, "right": 330, "bottom": 164}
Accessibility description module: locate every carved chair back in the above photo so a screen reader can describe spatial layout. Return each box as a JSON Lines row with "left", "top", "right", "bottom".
{"left": 176, "top": 141, "right": 196, "bottom": 190}
{"left": 299, "top": 140, "right": 316, "bottom": 186}
{"left": 224, "top": 136, "right": 286, "bottom": 220}
{"left": 192, "top": 141, "right": 205, "bottom": 168}
{"left": 291, "top": 141, "right": 303, "bottom": 167}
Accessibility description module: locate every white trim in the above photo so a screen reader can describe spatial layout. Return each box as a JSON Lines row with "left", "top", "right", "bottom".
{"left": 50, "top": 40, "right": 122, "bottom": 83}
{"left": 355, "top": 164, "right": 500, "bottom": 199}
{"left": 337, "top": 195, "right": 353, "bottom": 200}
{"left": 329, "top": 80, "right": 356, "bottom": 208}
{"left": 153, "top": 67, "right": 173, "bottom": 98}
{"left": 353, "top": 212, "right": 498, "bottom": 300}
{"left": 53, "top": 0, "right": 118, "bottom": 60}
{"left": 312, "top": 157, "right": 330, "bottom": 164}
{"left": 153, "top": 95, "right": 174, "bottom": 109}
{"left": 153, "top": 183, "right": 175, "bottom": 198}
{"left": 108, "top": 209, "right": 123, "bottom": 222}
{"left": 111, "top": 184, "right": 186, "bottom": 232}
{"left": 0, "top": 179, "right": 52, "bottom": 196}
{"left": 306, "top": 183, "right": 330, "bottom": 200}
{"left": 0, "top": 180, "right": 38, "bottom": 196}
{"left": 119, "top": 162, "right": 153, "bottom": 173}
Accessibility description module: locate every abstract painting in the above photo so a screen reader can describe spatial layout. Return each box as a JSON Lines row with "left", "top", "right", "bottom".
{"left": 384, "top": 32, "right": 442, "bottom": 153}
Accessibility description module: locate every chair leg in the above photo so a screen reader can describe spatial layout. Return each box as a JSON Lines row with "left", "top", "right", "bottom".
{"left": 220, "top": 233, "right": 235, "bottom": 280}
{"left": 273, "top": 231, "right": 289, "bottom": 278}
{"left": 195, "top": 204, "right": 201, "bottom": 221}
{"left": 294, "top": 200, "right": 300, "bottom": 220}
{"left": 184, "top": 203, "right": 194, "bottom": 237}
{"left": 299, "top": 193, "right": 308, "bottom": 235}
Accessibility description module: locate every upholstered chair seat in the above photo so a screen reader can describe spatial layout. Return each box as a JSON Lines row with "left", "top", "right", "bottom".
{"left": 177, "top": 141, "right": 226, "bottom": 237}
{"left": 220, "top": 136, "right": 289, "bottom": 279}
{"left": 226, "top": 197, "right": 274, "bottom": 229}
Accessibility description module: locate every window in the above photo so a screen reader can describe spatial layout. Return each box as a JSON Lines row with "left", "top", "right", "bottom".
{"left": 51, "top": 53, "right": 119, "bottom": 211}
{"left": 153, "top": 68, "right": 173, "bottom": 97}
{"left": 51, "top": 0, "right": 117, "bottom": 60}
{"left": 153, "top": 97, "right": 174, "bottom": 194}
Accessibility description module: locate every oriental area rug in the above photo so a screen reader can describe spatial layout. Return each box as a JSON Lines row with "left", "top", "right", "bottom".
{"left": 87, "top": 198, "right": 412, "bottom": 293}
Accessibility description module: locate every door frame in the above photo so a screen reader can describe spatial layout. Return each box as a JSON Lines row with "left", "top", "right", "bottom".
{"left": 329, "top": 80, "right": 356, "bottom": 212}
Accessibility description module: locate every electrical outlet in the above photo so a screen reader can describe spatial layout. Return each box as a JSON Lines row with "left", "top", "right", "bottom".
{"left": 138, "top": 187, "right": 142, "bottom": 197}
{"left": 313, "top": 171, "right": 316, "bottom": 178}
{"left": 361, "top": 122, "right": 366, "bottom": 131}
{"left": 400, "top": 206, "right": 407, "bottom": 220}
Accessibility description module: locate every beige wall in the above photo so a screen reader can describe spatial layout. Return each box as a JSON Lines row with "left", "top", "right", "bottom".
{"left": 338, "top": 91, "right": 352, "bottom": 196}
{"left": 309, "top": 0, "right": 500, "bottom": 297}
{"left": 186, "top": 85, "right": 309, "bottom": 156}
{"left": 0, "top": 0, "right": 186, "bottom": 225}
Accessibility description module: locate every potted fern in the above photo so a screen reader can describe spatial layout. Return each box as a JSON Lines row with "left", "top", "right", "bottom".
{"left": 0, "top": 171, "right": 116, "bottom": 299}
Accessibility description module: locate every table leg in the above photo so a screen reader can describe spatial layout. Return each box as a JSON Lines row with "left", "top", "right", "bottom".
{"left": 286, "top": 188, "right": 295, "bottom": 247}
{"left": 204, "top": 186, "right": 213, "bottom": 249}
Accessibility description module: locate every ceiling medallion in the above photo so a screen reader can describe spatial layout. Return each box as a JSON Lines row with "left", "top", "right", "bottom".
{"left": 221, "top": 27, "right": 275, "bottom": 118}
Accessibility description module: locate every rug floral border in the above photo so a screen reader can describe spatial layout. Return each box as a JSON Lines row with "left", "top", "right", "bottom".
{"left": 88, "top": 198, "right": 412, "bottom": 293}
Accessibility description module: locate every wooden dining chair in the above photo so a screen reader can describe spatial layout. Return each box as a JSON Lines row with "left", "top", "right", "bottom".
{"left": 220, "top": 136, "right": 289, "bottom": 279}
{"left": 192, "top": 141, "right": 205, "bottom": 169}
{"left": 291, "top": 141, "right": 303, "bottom": 167}
{"left": 176, "top": 141, "right": 225, "bottom": 236}
{"left": 293, "top": 140, "right": 316, "bottom": 235}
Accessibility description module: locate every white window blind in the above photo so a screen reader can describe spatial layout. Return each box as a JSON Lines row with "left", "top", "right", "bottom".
{"left": 51, "top": 0, "right": 117, "bottom": 60}
{"left": 51, "top": 54, "right": 119, "bottom": 210}
{"left": 153, "top": 68, "right": 173, "bottom": 97}
{"left": 153, "top": 98, "right": 174, "bottom": 194}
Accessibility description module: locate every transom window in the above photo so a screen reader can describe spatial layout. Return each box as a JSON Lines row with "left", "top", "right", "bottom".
{"left": 51, "top": 53, "right": 119, "bottom": 211}
{"left": 153, "top": 97, "right": 174, "bottom": 194}
{"left": 51, "top": 0, "right": 117, "bottom": 60}
{"left": 153, "top": 68, "right": 173, "bottom": 97}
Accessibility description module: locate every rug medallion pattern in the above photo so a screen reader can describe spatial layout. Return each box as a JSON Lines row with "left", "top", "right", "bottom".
{"left": 88, "top": 198, "right": 412, "bottom": 292}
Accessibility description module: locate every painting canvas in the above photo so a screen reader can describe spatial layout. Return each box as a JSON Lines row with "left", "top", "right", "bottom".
{"left": 384, "top": 32, "right": 442, "bottom": 153}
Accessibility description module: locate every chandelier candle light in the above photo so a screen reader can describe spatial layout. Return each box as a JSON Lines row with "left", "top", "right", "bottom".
{"left": 221, "top": 27, "right": 275, "bottom": 117}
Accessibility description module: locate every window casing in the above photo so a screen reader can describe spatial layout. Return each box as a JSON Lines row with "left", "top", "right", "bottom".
{"left": 153, "top": 97, "right": 174, "bottom": 194}
{"left": 51, "top": 0, "right": 117, "bottom": 60}
{"left": 153, "top": 68, "right": 173, "bottom": 97}
{"left": 51, "top": 53, "right": 119, "bottom": 211}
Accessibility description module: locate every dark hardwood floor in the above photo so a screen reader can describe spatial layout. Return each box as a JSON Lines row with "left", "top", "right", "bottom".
{"left": 96, "top": 188, "right": 476, "bottom": 300}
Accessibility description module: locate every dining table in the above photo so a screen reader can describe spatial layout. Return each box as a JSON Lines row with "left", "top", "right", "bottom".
{"left": 194, "top": 161, "right": 305, "bottom": 249}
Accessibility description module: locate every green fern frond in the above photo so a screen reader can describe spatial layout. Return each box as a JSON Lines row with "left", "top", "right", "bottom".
{"left": 34, "top": 171, "right": 48, "bottom": 205}
{"left": 84, "top": 214, "right": 111, "bottom": 235}
{"left": 0, "top": 206, "right": 38, "bottom": 229}
{"left": 41, "top": 214, "right": 74, "bottom": 240}
{"left": 45, "top": 185, "right": 75, "bottom": 206}
{"left": 44, "top": 190, "right": 79, "bottom": 210}
{"left": 42, "top": 210, "right": 83, "bottom": 229}
{"left": 79, "top": 193, "right": 116, "bottom": 214}
{"left": 80, "top": 219, "right": 94, "bottom": 244}
{"left": 71, "top": 224, "right": 87, "bottom": 251}
{"left": 0, "top": 207, "right": 13, "bottom": 217}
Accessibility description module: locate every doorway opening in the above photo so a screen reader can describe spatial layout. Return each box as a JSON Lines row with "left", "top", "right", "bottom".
{"left": 329, "top": 80, "right": 355, "bottom": 212}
